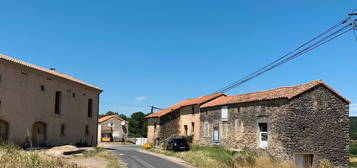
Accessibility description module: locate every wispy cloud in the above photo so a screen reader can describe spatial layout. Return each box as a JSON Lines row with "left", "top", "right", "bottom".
{"left": 350, "top": 104, "right": 357, "bottom": 116}
{"left": 135, "top": 96, "right": 147, "bottom": 101}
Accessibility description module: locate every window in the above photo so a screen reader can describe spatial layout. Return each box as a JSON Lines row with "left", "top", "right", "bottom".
{"left": 221, "top": 106, "right": 228, "bottom": 121}
{"left": 60, "top": 124, "right": 65, "bottom": 136}
{"left": 184, "top": 125, "right": 188, "bottom": 136}
{"left": 54, "top": 91, "right": 62, "bottom": 114}
{"left": 85, "top": 125, "right": 89, "bottom": 136}
{"left": 40, "top": 85, "right": 45, "bottom": 91}
{"left": 154, "top": 122, "right": 157, "bottom": 132}
{"left": 191, "top": 122, "right": 195, "bottom": 133}
{"left": 72, "top": 93, "right": 76, "bottom": 98}
{"left": 259, "top": 123, "right": 268, "bottom": 148}
{"left": 88, "top": 99, "right": 93, "bottom": 118}
{"left": 191, "top": 106, "right": 195, "bottom": 114}
{"left": 108, "top": 122, "right": 114, "bottom": 127}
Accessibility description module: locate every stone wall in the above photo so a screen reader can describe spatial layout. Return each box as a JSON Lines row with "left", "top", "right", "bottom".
{"left": 200, "top": 84, "right": 349, "bottom": 167}
{"left": 200, "top": 99, "right": 289, "bottom": 152}
{"left": 99, "top": 117, "right": 128, "bottom": 140}
{"left": 159, "top": 109, "right": 180, "bottom": 142}
{"left": 147, "top": 117, "right": 160, "bottom": 144}
{"left": 284, "top": 85, "right": 349, "bottom": 167}
{"left": 179, "top": 105, "right": 201, "bottom": 144}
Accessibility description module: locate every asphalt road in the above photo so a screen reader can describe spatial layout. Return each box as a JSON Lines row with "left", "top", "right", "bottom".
{"left": 108, "top": 145, "right": 188, "bottom": 168}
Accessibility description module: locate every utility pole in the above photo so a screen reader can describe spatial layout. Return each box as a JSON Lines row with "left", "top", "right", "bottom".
{"left": 150, "top": 106, "right": 163, "bottom": 114}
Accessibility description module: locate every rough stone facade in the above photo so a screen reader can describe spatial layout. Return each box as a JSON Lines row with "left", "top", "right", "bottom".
{"left": 200, "top": 85, "right": 349, "bottom": 167}
{"left": 98, "top": 116, "right": 128, "bottom": 141}
{"left": 147, "top": 104, "right": 202, "bottom": 144}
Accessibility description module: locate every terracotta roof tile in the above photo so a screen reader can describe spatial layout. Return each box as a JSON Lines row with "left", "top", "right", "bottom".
{"left": 201, "top": 80, "right": 350, "bottom": 108}
{"left": 98, "top": 115, "right": 128, "bottom": 123}
{"left": 0, "top": 54, "right": 102, "bottom": 91}
{"left": 146, "top": 93, "right": 225, "bottom": 118}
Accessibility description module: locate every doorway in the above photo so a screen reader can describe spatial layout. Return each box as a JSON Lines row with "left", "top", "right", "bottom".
{"left": 295, "top": 154, "right": 314, "bottom": 168}
{"left": 0, "top": 120, "right": 8, "bottom": 143}
{"left": 33, "top": 121, "right": 46, "bottom": 147}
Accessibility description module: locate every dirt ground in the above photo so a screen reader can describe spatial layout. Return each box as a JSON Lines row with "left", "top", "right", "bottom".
{"left": 69, "top": 157, "right": 108, "bottom": 168}
{"left": 43, "top": 145, "right": 120, "bottom": 168}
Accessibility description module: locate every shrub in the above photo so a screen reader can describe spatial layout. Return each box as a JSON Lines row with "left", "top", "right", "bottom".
{"left": 351, "top": 142, "right": 357, "bottom": 155}
{"left": 320, "top": 159, "right": 333, "bottom": 168}
{"left": 182, "top": 136, "right": 193, "bottom": 144}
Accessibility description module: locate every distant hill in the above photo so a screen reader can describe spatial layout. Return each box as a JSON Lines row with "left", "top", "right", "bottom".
{"left": 350, "top": 117, "right": 357, "bottom": 140}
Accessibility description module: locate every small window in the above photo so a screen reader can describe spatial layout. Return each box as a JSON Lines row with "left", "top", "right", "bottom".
{"left": 60, "top": 124, "right": 65, "bottom": 136}
{"left": 108, "top": 122, "right": 114, "bottom": 127}
{"left": 154, "top": 122, "right": 157, "bottom": 132}
{"left": 72, "top": 92, "right": 76, "bottom": 98}
{"left": 184, "top": 125, "right": 188, "bottom": 136}
{"left": 191, "top": 106, "right": 195, "bottom": 114}
{"left": 54, "top": 91, "right": 62, "bottom": 114}
{"left": 85, "top": 125, "right": 89, "bottom": 136}
{"left": 40, "top": 85, "right": 45, "bottom": 91}
{"left": 88, "top": 99, "right": 93, "bottom": 118}
{"left": 221, "top": 106, "right": 228, "bottom": 121}
{"left": 191, "top": 122, "right": 195, "bottom": 133}
{"left": 259, "top": 123, "right": 268, "bottom": 132}
{"left": 0, "top": 74, "right": 2, "bottom": 82}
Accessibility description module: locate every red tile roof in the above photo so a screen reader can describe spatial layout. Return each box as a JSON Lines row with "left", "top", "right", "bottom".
{"left": 202, "top": 80, "right": 350, "bottom": 108}
{"left": 98, "top": 115, "right": 128, "bottom": 123}
{"left": 0, "top": 54, "right": 102, "bottom": 92}
{"left": 146, "top": 93, "right": 226, "bottom": 118}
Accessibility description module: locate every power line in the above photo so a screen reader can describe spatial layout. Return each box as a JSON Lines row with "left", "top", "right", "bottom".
{"left": 213, "top": 13, "right": 355, "bottom": 94}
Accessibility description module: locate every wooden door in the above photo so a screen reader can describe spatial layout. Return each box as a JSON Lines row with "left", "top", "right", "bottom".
{"left": 33, "top": 121, "right": 46, "bottom": 146}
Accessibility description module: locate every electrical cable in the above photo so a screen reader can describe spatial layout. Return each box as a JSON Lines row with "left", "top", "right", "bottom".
{"left": 213, "top": 16, "right": 354, "bottom": 94}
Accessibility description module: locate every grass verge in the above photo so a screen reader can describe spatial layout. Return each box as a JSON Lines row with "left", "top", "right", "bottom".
{"left": 147, "top": 145, "right": 294, "bottom": 168}
{"left": 0, "top": 143, "right": 79, "bottom": 168}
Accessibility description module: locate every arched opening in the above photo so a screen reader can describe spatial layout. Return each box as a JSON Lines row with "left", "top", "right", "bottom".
{"left": 32, "top": 121, "right": 46, "bottom": 147}
{"left": 0, "top": 119, "right": 9, "bottom": 143}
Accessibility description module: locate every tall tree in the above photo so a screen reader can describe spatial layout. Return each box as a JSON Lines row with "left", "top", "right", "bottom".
{"left": 128, "top": 111, "right": 148, "bottom": 137}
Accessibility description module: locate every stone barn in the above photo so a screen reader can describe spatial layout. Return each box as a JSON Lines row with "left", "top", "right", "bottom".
{"left": 0, "top": 54, "right": 102, "bottom": 147}
{"left": 146, "top": 93, "right": 225, "bottom": 144}
{"left": 98, "top": 115, "right": 128, "bottom": 142}
{"left": 200, "top": 80, "right": 350, "bottom": 167}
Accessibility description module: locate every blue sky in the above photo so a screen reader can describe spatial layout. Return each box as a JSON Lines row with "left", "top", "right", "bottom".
{"left": 1, "top": 1, "right": 357, "bottom": 116}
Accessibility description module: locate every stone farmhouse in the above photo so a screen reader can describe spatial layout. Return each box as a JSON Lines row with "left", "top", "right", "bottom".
{"left": 146, "top": 80, "right": 350, "bottom": 167}
{"left": 98, "top": 115, "right": 128, "bottom": 142}
{"left": 0, "top": 54, "right": 102, "bottom": 147}
{"left": 146, "top": 93, "right": 225, "bottom": 144}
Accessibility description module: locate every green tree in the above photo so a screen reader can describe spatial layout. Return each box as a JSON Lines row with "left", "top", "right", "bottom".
{"left": 98, "top": 111, "right": 118, "bottom": 118}
{"left": 128, "top": 112, "right": 148, "bottom": 137}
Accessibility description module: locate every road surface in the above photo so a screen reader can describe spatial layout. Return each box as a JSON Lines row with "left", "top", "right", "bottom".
{"left": 108, "top": 145, "right": 189, "bottom": 168}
